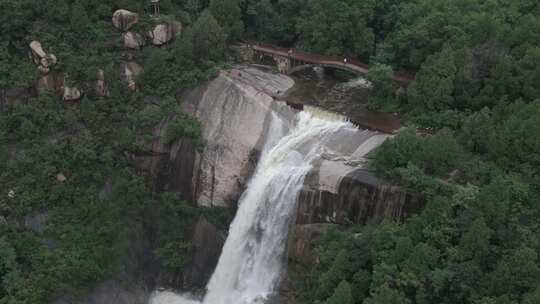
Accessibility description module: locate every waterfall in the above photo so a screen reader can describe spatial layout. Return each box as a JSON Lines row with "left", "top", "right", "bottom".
{"left": 150, "top": 111, "right": 354, "bottom": 304}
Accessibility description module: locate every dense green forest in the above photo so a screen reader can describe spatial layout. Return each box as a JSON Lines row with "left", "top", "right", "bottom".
{"left": 1, "top": 0, "right": 540, "bottom": 303}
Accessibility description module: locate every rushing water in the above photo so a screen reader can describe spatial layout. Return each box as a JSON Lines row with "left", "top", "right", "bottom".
{"left": 150, "top": 110, "right": 355, "bottom": 304}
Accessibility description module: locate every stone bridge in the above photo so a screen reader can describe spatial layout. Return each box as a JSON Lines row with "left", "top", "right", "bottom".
{"left": 237, "top": 43, "right": 415, "bottom": 86}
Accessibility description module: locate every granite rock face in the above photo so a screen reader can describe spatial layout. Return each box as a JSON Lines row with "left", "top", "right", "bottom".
{"left": 109, "top": 66, "right": 424, "bottom": 299}
{"left": 288, "top": 170, "right": 424, "bottom": 267}
{"left": 136, "top": 67, "right": 421, "bottom": 215}
{"left": 183, "top": 217, "right": 225, "bottom": 288}
{"left": 134, "top": 67, "right": 296, "bottom": 206}
{"left": 297, "top": 168, "right": 424, "bottom": 226}
{"left": 181, "top": 68, "right": 296, "bottom": 207}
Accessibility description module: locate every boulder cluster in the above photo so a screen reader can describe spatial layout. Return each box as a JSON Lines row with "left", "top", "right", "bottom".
{"left": 29, "top": 41, "right": 83, "bottom": 101}
{"left": 29, "top": 41, "right": 110, "bottom": 101}
{"left": 29, "top": 41, "right": 57, "bottom": 74}
{"left": 25, "top": 8, "right": 182, "bottom": 100}
{"left": 112, "top": 9, "right": 182, "bottom": 49}
{"left": 111, "top": 9, "right": 182, "bottom": 91}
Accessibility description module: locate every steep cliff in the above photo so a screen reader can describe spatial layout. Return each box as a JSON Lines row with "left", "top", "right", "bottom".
{"left": 134, "top": 66, "right": 423, "bottom": 294}
{"left": 141, "top": 67, "right": 417, "bottom": 214}
{"left": 138, "top": 67, "right": 297, "bottom": 207}
{"left": 289, "top": 169, "right": 424, "bottom": 266}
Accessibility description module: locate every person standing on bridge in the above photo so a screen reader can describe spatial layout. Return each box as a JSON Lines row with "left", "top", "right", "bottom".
{"left": 343, "top": 58, "right": 348, "bottom": 65}
{"left": 288, "top": 49, "right": 293, "bottom": 57}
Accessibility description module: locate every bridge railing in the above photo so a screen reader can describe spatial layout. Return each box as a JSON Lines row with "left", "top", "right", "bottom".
{"left": 246, "top": 42, "right": 416, "bottom": 84}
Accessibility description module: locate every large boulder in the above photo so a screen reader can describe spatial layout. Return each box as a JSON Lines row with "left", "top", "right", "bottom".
{"left": 63, "top": 85, "right": 82, "bottom": 101}
{"left": 112, "top": 9, "right": 139, "bottom": 31}
{"left": 123, "top": 31, "right": 145, "bottom": 49}
{"left": 94, "top": 69, "right": 110, "bottom": 97}
{"left": 147, "top": 22, "right": 182, "bottom": 46}
{"left": 29, "top": 41, "right": 47, "bottom": 63}
{"left": 120, "top": 61, "right": 143, "bottom": 91}
{"left": 29, "top": 41, "right": 57, "bottom": 73}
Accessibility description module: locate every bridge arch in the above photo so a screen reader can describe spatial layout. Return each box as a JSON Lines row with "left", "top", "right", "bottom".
{"left": 287, "top": 64, "right": 317, "bottom": 75}
{"left": 256, "top": 52, "right": 278, "bottom": 66}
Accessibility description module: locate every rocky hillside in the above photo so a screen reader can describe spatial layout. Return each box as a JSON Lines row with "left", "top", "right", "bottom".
{"left": 0, "top": 3, "right": 231, "bottom": 303}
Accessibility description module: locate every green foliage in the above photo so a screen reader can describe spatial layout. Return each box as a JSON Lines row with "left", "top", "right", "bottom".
{"left": 3, "top": 1, "right": 540, "bottom": 304}
{"left": 364, "top": 285, "right": 410, "bottom": 304}
{"left": 324, "top": 280, "right": 353, "bottom": 304}
{"left": 0, "top": 90, "right": 211, "bottom": 303}
{"left": 295, "top": 0, "right": 376, "bottom": 59}
{"left": 0, "top": 2, "right": 230, "bottom": 302}
{"left": 3, "top": 93, "right": 68, "bottom": 141}
{"left": 70, "top": 1, "right": 94, "bottom": 43}
{"left": 165, "top": 116, "right": 202, "bottom": 146}
{"left": 319, "top": 250, "right": 351, "bottom": 299}
{"left": 303, "top": 74, "right": 540, "bottom": 304}
{"left": 139, "top": 48, "right": 175, "bottom": 96}
{"left": 155, "top": 240, "right": 191, "bottom": 271}
{"left": 523, "top": 288, "right": 540, "bottom": 304}
{"left": 371, "top": 128, "right": 465, "bottom": 179}
{"left": 0, "top": 237, "right": 22, "bottom": 298}
{"left": 209, "top": 0, "right": 244, "bottom": 41}
{"left": 0, "top": 43, "right": 38, "bottom": 87}
{"left": 367, "top": 63, "right": 395, "bottom": 110}
{"left": 151, "top": 194, "right": 196, "bottom": 273}
{"left": 189, "top": 10, "right": 227, "bottom": 64}
{"left": 408, "top": 46, "right": 457, "bottom": 112}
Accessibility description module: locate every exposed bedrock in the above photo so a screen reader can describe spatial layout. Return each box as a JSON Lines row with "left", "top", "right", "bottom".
{"left": 137, "top": 65, "right": 423, "bottom": 219}
{"left": 289, "top": 170, "right": 424, "bottom": 266}
{"left": 137, "top": 67, "right": 296, "bottom": 207}
{"left": 298, "top": 168, "right": 424, "bottom": 226}
{"left": 182, "top": 217, "right": 225, "bottom": 289}
{"left": 182, "top": 68, "right": 296, "bottom": 207}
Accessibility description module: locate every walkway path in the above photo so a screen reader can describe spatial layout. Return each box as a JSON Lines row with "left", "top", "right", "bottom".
{"left": 248, "top": 43, "right": 416, "bottom": 85}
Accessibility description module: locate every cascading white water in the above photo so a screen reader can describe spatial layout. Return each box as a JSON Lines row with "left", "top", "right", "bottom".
{"left": 150, "top": 111, "right": 354, "bottom": 304}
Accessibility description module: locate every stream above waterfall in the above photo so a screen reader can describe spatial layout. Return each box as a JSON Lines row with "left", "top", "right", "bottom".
{"left": 284, "top": 68, "right": 402, "bottom": 133}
